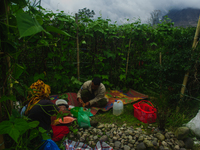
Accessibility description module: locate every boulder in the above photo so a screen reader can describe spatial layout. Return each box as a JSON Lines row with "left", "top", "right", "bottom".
{"left": 175, "top": 127, "right": 189, "bottom": 140}
{"left": 136, "top": 142, "right": 146, "bottom": 150}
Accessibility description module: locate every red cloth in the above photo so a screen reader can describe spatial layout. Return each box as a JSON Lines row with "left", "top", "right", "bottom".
{"left": 51, "top": 125, "right": 69, "bottom": 142}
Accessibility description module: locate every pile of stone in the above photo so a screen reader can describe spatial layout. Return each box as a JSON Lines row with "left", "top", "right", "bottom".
{"left": 69, "top": 123, "right": 199, "bottom": 150}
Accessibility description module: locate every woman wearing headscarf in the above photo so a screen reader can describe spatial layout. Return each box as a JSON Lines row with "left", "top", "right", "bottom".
{"left": 25, "top": 80, "right": 70, "bottom": 133}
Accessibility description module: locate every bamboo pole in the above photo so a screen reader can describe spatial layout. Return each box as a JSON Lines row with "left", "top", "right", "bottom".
{"left": 125, "top": 38, "right": 131, "bottom": 75}
{"left": 159, "top": 52, "right": 162, "bottom": 99}
{"left": 75, "top": 13, "right": 80, "bottom": 81}
{"left": 6, "top": 56, "right": 13, "bottom": 110}
{"left": 180, "top": 15, "right": 200, "bottom": 100}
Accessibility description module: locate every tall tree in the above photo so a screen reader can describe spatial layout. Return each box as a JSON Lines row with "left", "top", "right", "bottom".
{"left": 148, "top": 10, "right": 161, "bottom": 25}
{"left": 78, "top": 7, "right": 95, "bottom": 19}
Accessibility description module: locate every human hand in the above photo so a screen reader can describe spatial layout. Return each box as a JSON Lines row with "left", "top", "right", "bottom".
{"left": 78, "top": 98, "right": 83, "bottom": 104}
{"left": 85, "top": 102, "right": 90, "bottom": 107}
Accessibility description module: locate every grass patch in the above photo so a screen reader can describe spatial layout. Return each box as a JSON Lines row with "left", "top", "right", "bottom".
{"left": 91, "top": 102, "right": 152, "bottom": 128}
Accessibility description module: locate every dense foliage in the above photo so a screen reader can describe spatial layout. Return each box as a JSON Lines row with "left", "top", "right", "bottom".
{"left": 1, "top": 0, "right": 200, "bottom": 149}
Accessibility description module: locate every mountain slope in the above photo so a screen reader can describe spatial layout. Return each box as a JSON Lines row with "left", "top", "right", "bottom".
{"left": 164, "top": 8, "right": 200, "bottom": 27}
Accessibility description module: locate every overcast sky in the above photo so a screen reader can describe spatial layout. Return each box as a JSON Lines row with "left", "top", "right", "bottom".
{"left": 41, "top": 0, "right": 200, "bottom": 24}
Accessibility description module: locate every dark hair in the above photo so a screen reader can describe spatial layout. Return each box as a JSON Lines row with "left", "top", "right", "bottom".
{"left": 57, "top": 104, "right": 69, "bottom": 109}
{"left": 92, "top": 77, "right": 101, "bottom": 85}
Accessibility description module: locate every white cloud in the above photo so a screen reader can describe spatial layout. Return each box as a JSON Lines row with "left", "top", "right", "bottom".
{"left": 41, "top": 0, "right": 200, "bottom": 24}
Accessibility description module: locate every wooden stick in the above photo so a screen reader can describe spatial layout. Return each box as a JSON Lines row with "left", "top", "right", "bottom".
{"left": 75, "top": 13, "right": 80, "bottom": 81}
{"left": 126, "top": 38, "right": 131, "bottom": 75}
{"left": 180, "top": 15, "right": 200, "bottom": 100}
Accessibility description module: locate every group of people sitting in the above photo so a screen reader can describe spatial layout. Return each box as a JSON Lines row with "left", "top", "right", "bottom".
{"left": 21, "top": 77, "right": 108, "bottom": 142}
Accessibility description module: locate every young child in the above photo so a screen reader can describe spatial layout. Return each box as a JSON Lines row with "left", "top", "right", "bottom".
{"left": 55, "top": 99, "right": 69, "bottom": 111}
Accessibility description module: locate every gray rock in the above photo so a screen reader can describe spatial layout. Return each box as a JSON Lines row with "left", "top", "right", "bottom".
{"left": 143, "top": 140, "right": 153, "bottom": 147}
{"left": 109, "top": 138, "right": 113, "bottom": 143}
{"left": 127, "top": 143, "right": 133, "bottom": 148}
{"left": 70, "top": 133, "right": 74, "bottom": 138}
{"left": 93, "top": 128, "right": 97, "bottom": 133}
{"left": 174, "top": 145, "right": 180, "bottom": 150}
{"left": 175, "top": 127, "right": 189, "bottom": 140}
{"left": 93, "top": 135, "right": 98, "bottom": 140}
{"left": 184, "top": 137, "right": 194, "bottom": 149}
{"left": 152, "top": 141, "right": 157, "bottom": 146}
{"left": 128, "top": 135, "right": 133, "bottom": 140}
{"left": 113, "top": 136, "right": 118, "bottom": 141}
{"left": 106, "top": 132, "right": 111, "bottom": 137}
{"left": 130, "top": 140, "right": 135, "bottom": 144}
{"left": 136, "top": 142, "right": 146, "bottom": 150}
{"left": 97, "top": 131, "right": 103, "bottom": 136}
{"left": 165, "top": 133, "right": 170, "bottom": 139}
{"left": 99, "top": 135, "right": 108, "bottom": 142}
{"left": 88, "top": 141, "right": 93, "bottom": 145}
{"left": 110, "top": 143, "right": 114, "bottom": 147}
{"left": 138, "top": 136, "right": 144, "bottom": 142}
{"left": 156, "top": 133, "right": 165, "bottom": 141}
{"left": 159, "top": 146, "right": 164, "bottom": 150}
{"left": 89, "top": 135, "right": 93, "bottom": 140}
{"left": 135, "top": 134, "right": 139, "bottom": 138}
{"left": 122, "top": 123, "right": 127, "bottom": 127}
{"left": 125, "top": 130, "right": 130, "bottom": 135}
{"left": 178, "top": 140, "right": 185, "bottom": 148}
{"left": 124, "top": 145, "right": 131, "bottom": 150}
{"left": 80, "top": 136, "right": 85, "bottom": 142}
{"left": 77, "top": 132, "right": 82, "bottom": 138}
{"left": 110, "top": 133, "right": 114, "bottom": 138}
{"left": 161, "top": 141, "right": 168, "bottom": 147}
{"left": 163, "top": 146, "right": 169, "bottom": 150}
{"left": 114, "top": 141, "right": 121, "bottom": 148}
{"left": 121, "top": 139, "right": 125, "bottom": 143}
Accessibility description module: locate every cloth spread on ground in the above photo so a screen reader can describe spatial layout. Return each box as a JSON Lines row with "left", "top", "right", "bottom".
{"left": 65, "top": 140, "right": 113, "bottom": 150}
{"left": 50, "top": 89, "right": 148, "bottom": 116}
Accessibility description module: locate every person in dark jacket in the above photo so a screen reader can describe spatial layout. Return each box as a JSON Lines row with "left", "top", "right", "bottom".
{"left": 25, "top": 80, "right": 71, "bottom": 132}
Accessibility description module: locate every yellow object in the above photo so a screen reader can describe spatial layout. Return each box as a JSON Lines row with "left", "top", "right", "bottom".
{"left": 52, "top": 118, "right": 60, "bottom": 125}
{"left": 25, "top": 80, "right": 51, "bottom": 115}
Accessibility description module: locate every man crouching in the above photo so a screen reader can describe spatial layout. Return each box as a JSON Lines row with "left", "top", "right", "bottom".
{"left": 77, "top": 77, "right": 108, "bottom": 108}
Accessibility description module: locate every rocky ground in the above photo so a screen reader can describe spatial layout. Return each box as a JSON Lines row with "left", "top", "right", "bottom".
{"left": 68, "top": 123, "right": 200, "bottom": 150}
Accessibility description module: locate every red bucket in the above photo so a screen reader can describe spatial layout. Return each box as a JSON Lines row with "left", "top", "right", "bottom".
{"left": 133, "top": 100, "right": 157, "bottom": 123}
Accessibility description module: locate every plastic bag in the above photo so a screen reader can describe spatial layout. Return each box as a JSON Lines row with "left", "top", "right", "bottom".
{"left": 39, "top": 139, "right": 60, "bottom": 150}
{"left": 185, "top": 110, "right": 200, "bottom": 137}
{"left": 71, "top": 107, "right": 93, "bottom": 118}
{"left": 77, "top": 107, "right": 91, "bottom": 128}
{"left": 70, "top": 107, "right": 80, "bottom": 118}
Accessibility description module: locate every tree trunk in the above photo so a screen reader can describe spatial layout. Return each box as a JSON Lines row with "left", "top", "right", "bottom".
{"left": 75, "top": 13, "right": 80, "bottom": 81}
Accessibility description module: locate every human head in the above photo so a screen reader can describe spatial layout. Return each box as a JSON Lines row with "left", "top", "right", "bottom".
{"left": 25, "top": 79, "right": 51, "bottom": 115}
{"left": 56, "top": 99, "right": 69, "bottom": 111}
{"left": 91, "top": 77, "right": 101, "bottom": 90}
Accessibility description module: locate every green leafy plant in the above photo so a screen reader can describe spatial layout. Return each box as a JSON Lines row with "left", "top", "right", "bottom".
{"left": 69, "top": 121, "right": 78, "bottom": 135}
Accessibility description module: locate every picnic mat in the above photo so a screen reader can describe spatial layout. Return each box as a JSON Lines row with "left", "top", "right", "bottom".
{"left": 50, "top": 89, "right": 148, "bottom": 116}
